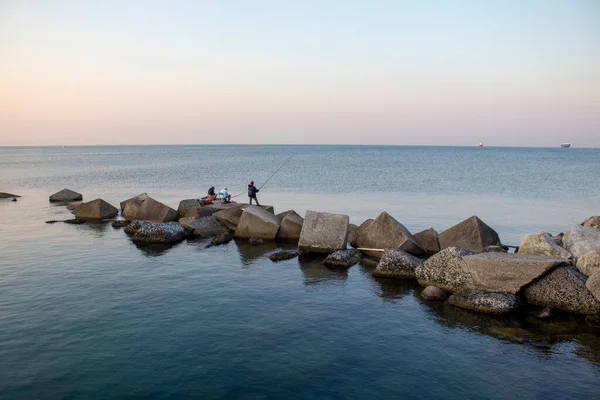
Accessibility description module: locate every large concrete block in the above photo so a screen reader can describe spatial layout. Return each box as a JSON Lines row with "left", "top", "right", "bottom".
{"left": 234, "top": 206, "right": 282, "bottom": 240}
{"left": 276, "top": 210, "right": 304, "bottom": 240}
{"left": 74, "top": 198, "right": 118, "bottom": 220}
{"left": 439, "top": 216, "right": 501, "bottom": 252}
{"left": 357, "top": 212, "right": 425, "bottom": 256}
{"left": 121, "top": 193, "right": 178, "bottom": 222}
{"left": 298, "top": 210, "right": 349, "bottom": 254}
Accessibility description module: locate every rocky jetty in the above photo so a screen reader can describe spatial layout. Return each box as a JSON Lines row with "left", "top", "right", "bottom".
{"left": 357, "top": 212, "right": 425, "bottom": 257}
{"left": 74, "top": 199, "right": 119, "bottom": 220}
{"left": 49, "top": 188, "right": 82, "bottom": 202}
{"left": 131, "top": 222, "right": 188, "bottom": 244}
{"left": 298, "top": 211, "right": 349, "bottom": 254}
{"left": 121, "top": 193, "right": 178, "bottom": 222}
{"left": 324, "top": 249, "right": 361, "bottom": 268}
{"left": 373, "top": 248, "right": 423, "bottom": 279}
{"left": 439, "top": 216, "right": 501, "bottom": 252}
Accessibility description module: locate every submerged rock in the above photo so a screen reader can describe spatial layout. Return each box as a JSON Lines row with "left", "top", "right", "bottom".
{"left": 577, "top": 250, "right": 600, "bottom": 277}
{"left": 439, "top": 216, "right": 501, "bottom": 253}
{"left": 0, "top": 192, "right": 20, "bottom": 198}
{"left": 582, "top": 216, "right": 600, "bottom": 230}
{"left": 74, "top": 198, "right": 119, "bottom": 220}
{"left": 413, "top": 227, "right": 441, "bottom": 255}
{"left": 518, "top": 231, "right": 572, "bottom": 259}
{"left": 447, "top": 293, "right": 521, "bottom": 315}
{"left": 111, "top": 220, "right": 130, "bottom": 228}
{"left": 372, "top": 248, "right": 423, "bottom": 279}
{"left": 132, "top": 222, "right": 188, "bottom": 244}
{"left": 357, "top": 212, "right": 425, "bottom": 257}
{"left": 421, "top": 286, "right": 450, "bottom": 300}
{"left": 276, "top": 210, "right": 304, "bottom": 240}
{"left": 235, "top": 206, "right": 282, "bottom": 240}
{"left": 324, "top": 249, "right": 361, "bottom": 268}
{"left": 563, "top": 225, "right": 600, "bottom": 261}
{"left": 530, "top": 307, "right": 553, "bottom": 320}
{"left": 121, "top": 193, "right": 178, "bottom": 222}
{"left": 298, "top": 210, "right": 349, "bottom": 254}
{"left": 49, "top": 188, "right": 82, "bottom": 203}
{"left": 124, "top": 220, "right": 149, "bottom": 235}
{"left": 209, "top": 232, "right": 234, "bottom": 246}
{"left": 269, "top": 250, "right": 299, "bottom": 262}
{"left": 45, "top": 218, "right": 86, "bottom": 225}
{"left": 248, "top": 237, "right": 265, "bottom": 246}
{"left": 11, "top": 198, "right": 17, "bottom": 202}
{"left": 415, "top": 247, "right": 475, "bottom": 292}
{"left": 179, "top": 216, "right": 228, "bottom": 237}
{"left": 524, "top": 267, "right": 600, "bottom": 315}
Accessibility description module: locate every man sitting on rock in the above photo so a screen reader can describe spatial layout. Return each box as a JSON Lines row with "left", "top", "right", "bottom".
{"left": 219, "top": 187, "right": 231, "bottom": 203}
{"left": 248, "top": 181, "right": 260, "bottom": 206}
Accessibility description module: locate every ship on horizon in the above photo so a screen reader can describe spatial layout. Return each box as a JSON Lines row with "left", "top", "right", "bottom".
{"left": 479, "top": 142, "right": 483, "bottom": 147}
{"left": 561, "top": 143, "right": 571, "bottom": 148}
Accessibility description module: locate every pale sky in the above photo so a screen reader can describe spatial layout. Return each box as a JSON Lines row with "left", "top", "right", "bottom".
{"left": 1, "top": 0, "right": 599, "bottom": 147}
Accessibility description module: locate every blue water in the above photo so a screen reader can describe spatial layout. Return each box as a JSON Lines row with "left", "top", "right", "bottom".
{"left": 1, "top": 145, "right": 599, "bottom": 399}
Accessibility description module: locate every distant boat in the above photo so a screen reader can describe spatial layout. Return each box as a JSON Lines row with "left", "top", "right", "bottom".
{"left": 561, "top": 143, "right": 571, "bottom": 148}
{"left": 479, "top": 142, "right": 483, "bottom": 147}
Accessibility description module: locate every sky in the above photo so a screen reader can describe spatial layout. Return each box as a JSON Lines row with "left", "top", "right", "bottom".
{"left": 0, "top": 0, "right": 599, "bottom": 147}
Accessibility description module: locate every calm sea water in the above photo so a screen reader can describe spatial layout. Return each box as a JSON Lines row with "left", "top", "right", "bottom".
{"left": 1, "top": 145, "right": 599, "bottom": 399}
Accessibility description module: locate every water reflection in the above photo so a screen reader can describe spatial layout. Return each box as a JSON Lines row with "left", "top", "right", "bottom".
{"left": 298, "top": 254, "right": 348, "bottom": 289}
{"left": 234, "top": 238, "right": 278, "bottom": 266}
{"left": 133, "top": 242, "right": 179, "bottom": 257}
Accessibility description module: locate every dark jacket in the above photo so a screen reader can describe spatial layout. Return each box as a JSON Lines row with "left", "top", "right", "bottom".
{"left": 208, "top": 187, "right": 216, "bottom": 196}
{"left": 248, "top": 184, "right": 259, "bottom": 197}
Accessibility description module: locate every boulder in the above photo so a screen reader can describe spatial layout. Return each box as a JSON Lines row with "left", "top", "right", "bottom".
{"left": 269, "top": 250, "right": 299, "bottom": 262}
{"left": 518, "top": 231, "right": 572, "bottom": 259}
{"left": 49, "top": 188, "right": 82, "bottom": 203}
{"left": 438, "top": 216, "right": 501, "bottom": 253}
{"left": 347, "top": 224, "right": 359, "bottom": 248}
{"left": 415, "top": 247, "right": 475, "bottom": 292}
{"left": 298, "top": 210, "right": 349, "bottom": 254}
{"left": 413, "top": 227, "right": 440, "bottom": 255}
{"left": 73, "top": 199, "right": 118, "bottom": 220}
{"left": 177, "top": 199, "right": 217, "bottom": 218}
{"left": 324, "top": 249, "right": 361, "bottom": 268}
{"left": 179, "top": 216, "right": 228, "bottom": 237}
{"left": 577, "top": 250, "right": 600, "bottom": 277}
{"left": 276, "top": 210, "right": 304, "bottom": 240}
{"left": 209, "top": 232, "right": 234, "bottom": 246}
{"left": 214, "top": 207, "right": 244, "bottom": 230}
{"left": 582, "top": 216, "right": 600, "bottom": 230}
{"left": 421, "top": 286, "right": 450, "bottom": 300}
{"left": 0, "top": 192, "right": 20, "bottom": 198}
{"left": 372, "top": 248, "right": 423, "bottom": 279}
{"left": 461, "top": 252, "right": 570, "bottom": 294}
{"left": 248, "top": 237, "right": 265, "bottom": 245}
{"left": 124, "top": 220, "right": 148, "bottom": 235}
{"left": 483, "top": 245, "right": 507, "bottom": 253}
{"left": 531, "top": 307, "right": 553, "bottom": 320}
{"left": 524, "top": 267, "right": 600, "bottom": 314}
{"left": 132, "top": 222, "right": 188, "bottom": 244}
{"left": 448, "top": 293, "right": 521, "bottom": 315}
{"left": 121, "top": 193, "right": 178, "bottom": 222}
{"left": 356, "top": 212, "right": 425, "bottom": 257}
{"left": 563, "top": 225, "right": 600, "bottom": 261}
{"left": 234, "top": 206, "right": 282, "bottom": 240}
{"left": 111, "top": 220, "right": 130, "bottom": 228}
{"left": 586, "top": 271, "right": 600, "bottom": 302}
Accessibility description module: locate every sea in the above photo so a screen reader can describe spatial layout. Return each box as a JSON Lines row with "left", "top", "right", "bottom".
{"left": 0, "top": 145, "right": 599, "bottom": 399}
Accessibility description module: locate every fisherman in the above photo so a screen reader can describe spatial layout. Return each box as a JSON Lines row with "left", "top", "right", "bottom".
{"left": 248, "top": 181, "right": 260, "bottom": 206}
{"left": 208, "top": 186, "right": 216, "bottom": 199}
{"left": 219, "top": 187, "right": 231, "bottom": 203}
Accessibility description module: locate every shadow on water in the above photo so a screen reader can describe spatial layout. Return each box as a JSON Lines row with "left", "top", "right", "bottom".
{"left": 297, "top": 254, "right": 348, "bottom": 289}
{"left": 133, "top": 242, "right": 180, "bottom": 257}
{"left": 234, "top": 238, "right": 299, "bottom": 267}
{"left": 357, "top": 257, "right": 418, "bottom": 301}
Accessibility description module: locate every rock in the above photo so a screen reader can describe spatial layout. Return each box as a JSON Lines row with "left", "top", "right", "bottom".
{"left": 66, "top": 203, "right": 80, "bottom": 211}
{"left": 438, "top": 216, "right": 501, "bottom": 253}
{"left": 248, "top": 237, "right": 264, "bottom": 245}
{"left": 210, "top": 232, "right": 234, "bottom": 246}
{"left": 177, "top": 199, "right": 218, "bottom": 218}
{"left": 586, "top": 270, "right": 600, "bottom": 302}
{"left": 524, "top": 267, "right": 600, "bottom": 314}
{"left": 585, "top": 314, "right": 600, "bottom": 328}
{"left": 111, "top": 220, "right": 130, "bottom": 228}
{"left": 372, "top": 248, "right": 423, "bottom": 279}
{"left": 518, "top": 231, "right": 572, "bottom": 259}
{"left": 298, "top": 210, "right": 349, "bottom": 254}
{"left": 577, "top": 250, "right": 600, "bottom": 277}
{"left": 347, "top": 224, "right": 359, "bottom": 248}
{"left": 421, "top": 286, "right": 450, "bottom": 300}
{"left": 63, "top": 218, "right": 86, "bottom": 225}
{"left": 415, "top": 247, "right": 475, "bottom": 292}
{"left": 448, "top": 293, "right": 521, "bottom": 315}
{"left": 324, "top": 249, "right": 361, "bottom": 268}
{"left": 124, "top": 220, "right": 149, "bottom": 235}
{"left": 413, "top": 227, "right": 440, "bottom": 255}
{"left": 531, "top": 307, "right": 553, "bottom": 320}
{"left": 0, "top": 192, "right": 21, "bottom": 198}
{"left": 549, "top": 234, "right": 563, "bottom": 247}
{"left": 276, "top": 210, "right": 304, "bottom": 240}
{"left": 461, "top": 252, "right": 570, "bottom": 294}
{"left": 11, "top": 198, "right": 17, "bottom": 202}
{"left": 269, "top": 250, "right": 299, "bottom": 262}
{"left": 234, "top": 206, "right": 282, "bottom": 240}
{"left": 483, "top": 245, "right": 507, "bottom": 253}
{"left": 179, "top": 216, "right": 228, "bottom": 237}
{"left": 214, "top": 207, "right": 244, "bottom": 230}
{"left": 73, "top": 199, "right": 119, "bottom": 220}
{"left": 131, "top": 222, "right": 188, "bottom": 244}
{"left": 356, "top": 212, "right": 425, "bottom": 257}
{"left": 563, "top": 225, "right": 600, "bottom": 261}
{"left": 582, "top": 216, "right": 600, "bottom": 229}
{"left": 120, "top": 193, "right": 178, "bottom": 222}
{"left": 49, "top": 188, "right": 83, "bottom": 203}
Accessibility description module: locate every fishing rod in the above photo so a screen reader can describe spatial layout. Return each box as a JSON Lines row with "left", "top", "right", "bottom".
{"left": 229, "top": 153, "right": 295, "bottom": 199}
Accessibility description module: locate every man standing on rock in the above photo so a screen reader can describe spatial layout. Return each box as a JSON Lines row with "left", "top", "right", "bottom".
{"left": 248, "top": 181, "right": 260, "bottom": 206}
